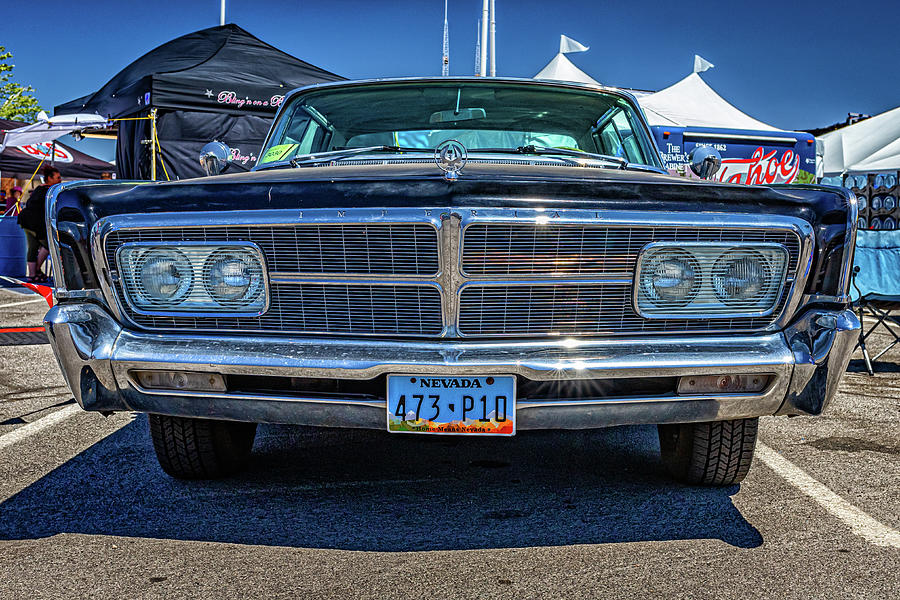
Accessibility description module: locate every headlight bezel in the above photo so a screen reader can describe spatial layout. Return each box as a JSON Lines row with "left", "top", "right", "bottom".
{"left": 115, "top": 241, "right": 269, "bottom": 317}
{"left": 634, "top": 242, "right": 790, "bottom": 319}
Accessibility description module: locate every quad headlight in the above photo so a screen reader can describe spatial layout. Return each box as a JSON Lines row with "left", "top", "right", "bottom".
{"left": 635, "top": 243, "right": 789, "bottom": 318}
{"left": 639, "top": 250, "right": 699, "bottom": 307}
{"left": 117, "top": 242, "right": 267, "bottom": 316}
{"left": 134, "top": 248, "right": 194, "bottom": 304}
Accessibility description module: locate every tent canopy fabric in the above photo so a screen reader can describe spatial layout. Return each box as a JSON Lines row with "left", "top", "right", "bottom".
{"left": 54, "top": 24, "right": 344, "bottom": 179}
{"left": 820, "top": 105, "right": 900, "bottom": 175}
{"left": 0, "top": 113, "right": 109, "bottom": 151}
{"left": 0, "top": 118, "right": 114, "bottom": 179}
{"left": 638, "top": 73, "right": 783, "bottom": 131}
{"left": 55, "top": 24, "right": 344, "bottom": 119}
{"left": 534, "top": 53, "right": 599, "bottom": 85}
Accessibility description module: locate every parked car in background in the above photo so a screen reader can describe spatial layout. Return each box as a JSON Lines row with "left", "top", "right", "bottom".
{"left": 44, "top": 77, "right": 859, "bottom": 486}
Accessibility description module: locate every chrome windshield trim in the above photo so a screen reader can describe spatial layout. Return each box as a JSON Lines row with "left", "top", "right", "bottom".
{"left": 256, "top": 76, "right": 664, "bottom": 172}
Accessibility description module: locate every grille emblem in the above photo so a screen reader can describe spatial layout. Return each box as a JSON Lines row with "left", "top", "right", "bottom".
{"left": 434, "top": 140, "right": 467, "bottom": 181}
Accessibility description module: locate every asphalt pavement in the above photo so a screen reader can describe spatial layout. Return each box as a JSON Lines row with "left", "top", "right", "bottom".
{"left": 0, "top": 287, "right": 897, "bottom": 599}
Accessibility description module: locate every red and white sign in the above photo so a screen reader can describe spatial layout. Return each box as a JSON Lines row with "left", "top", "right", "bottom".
{"left": 717, "top": 147, "right": 799, "bottom": 185}
{"left": 15, "top": 143, "right": 75, "bottom": 164}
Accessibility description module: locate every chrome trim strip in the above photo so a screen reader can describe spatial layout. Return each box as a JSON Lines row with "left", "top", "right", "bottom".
{"left": 517, "top": 391, "right": 771, "bottom": 409}
{"left": 458, "top": 278, "right": 632, "bottom": 288}
{"left": 127, "top": 378, "right": 385, "bottom": 409}
{"left": 113, "top": 240, "right": 271, "bottom": 318}
{"left": 269, "top": 271, "right": 436, "bottom": 282}
{"left": 682, "top": 132, "right": 798, "bottom": 143}
{"left": 839, "top": 190, "right": 859, "bottom": 299}
{"left": 457, "top": 207, "right": 815, "bottom": 231}
{"left": 93, "top": 208, "right": 446, "bottom": 230}
{"left": 632, "top": 241, "right": 791, "bottom": 320}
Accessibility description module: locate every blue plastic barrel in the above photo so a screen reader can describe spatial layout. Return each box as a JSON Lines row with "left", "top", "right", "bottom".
{"left": 0, "top": 215, "right": 26, "bottom": 279}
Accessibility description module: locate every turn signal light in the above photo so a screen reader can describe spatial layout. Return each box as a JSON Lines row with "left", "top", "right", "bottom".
{"left": 134, "top": 370, "right": 226, "bottom": 392}
{"left": 677, "top": 374, "right": 770, "bottom": 395}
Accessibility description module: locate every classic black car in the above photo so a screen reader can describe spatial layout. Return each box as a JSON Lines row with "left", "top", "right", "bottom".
{"left": 44, "top": 78, "right": 859, "bottom": 485}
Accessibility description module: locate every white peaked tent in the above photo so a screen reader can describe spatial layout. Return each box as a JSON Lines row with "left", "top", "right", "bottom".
{"left": 820, "top": 105, "right": 900, "bottom": 175}
{"left": 534, "top": 54, "right": 599, "bottom": 85}
{"left": 534, "top": 35, "right": 599, "bottom": 85}
{"left": 638, "top": 73, "right": 783, "bottom": 131}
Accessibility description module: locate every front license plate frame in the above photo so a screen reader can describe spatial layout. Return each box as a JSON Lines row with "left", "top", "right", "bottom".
{"left": 386, "top": 375, "right": 516, "bottom": 436}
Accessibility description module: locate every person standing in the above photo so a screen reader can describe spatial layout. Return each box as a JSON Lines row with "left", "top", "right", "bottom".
{"left": 17, "top": 166, "right": 61, "bottom": 283}
{"left": 6, "top": 186, "right": 23, "bottom": 215}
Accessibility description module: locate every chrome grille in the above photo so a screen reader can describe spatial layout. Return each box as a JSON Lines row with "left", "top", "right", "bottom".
{"left": 457, "top": 283, "right": 788, "bottom": 336}
{"left": 115, "top": 282, "right": 444, "bottom": 336}
{"left": 99, "top": 209, "right": 808, "bottom": 338}
{"left": 106, "top": 223, "right": 439, "bottom": 276}
{"left": 462, "top": 224, "right": 801, "bottom": 275}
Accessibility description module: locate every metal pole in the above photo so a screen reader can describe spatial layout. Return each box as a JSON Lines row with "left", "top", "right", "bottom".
{"left": 220, "top": 0, "right": 225, "bottom": 25}
{"left": 489, "top": 0, "right": 496, "bottom": 77}
{"left": 150, "top": 108, "right": 157, "bottom": 181}
{"left": 479, "top": 0, "right": 488, "bottom": 77}
{"left": 442, "top": 0, "right": 450, "bottom": 76}
{"left": 474, "top": 20, "right": 481, "bottom": 75}
{"left": 49, "top": 140, "right": 56, "bottom": 166}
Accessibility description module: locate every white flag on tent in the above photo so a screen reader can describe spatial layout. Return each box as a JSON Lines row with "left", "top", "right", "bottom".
{"left": 693, "top": 54, "right": 715, "bottom": 73}
{"left": 560, "top": 35, "right": 589, "bottom": 54}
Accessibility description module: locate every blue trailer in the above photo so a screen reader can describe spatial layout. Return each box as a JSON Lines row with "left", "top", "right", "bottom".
{"left": 651, "top": 126, "right": 817, "bottom": 185}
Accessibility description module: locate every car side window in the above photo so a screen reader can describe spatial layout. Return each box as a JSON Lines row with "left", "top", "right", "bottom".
{"left": 595, "top": 108, "right": 645, "bottom": 164}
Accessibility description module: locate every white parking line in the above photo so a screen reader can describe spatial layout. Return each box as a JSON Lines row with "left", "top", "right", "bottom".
{"left": 0, "top": 297, "right": 46, "bottom": 310}
{"left": 757, "top": 442, "right": 900, "bottom": 548}
{"left": 0, "top": 404, "right": 82, "bottom": 452}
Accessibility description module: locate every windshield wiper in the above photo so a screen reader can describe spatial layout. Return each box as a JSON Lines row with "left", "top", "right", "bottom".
{"left": 466, "top": 145, "right": 629, "bottom": 169}
{"left": 289, "top": 145, "right": 427, "bottom": 167}
{"left": 516, "top": 145, "right": 628, "bottom": 169}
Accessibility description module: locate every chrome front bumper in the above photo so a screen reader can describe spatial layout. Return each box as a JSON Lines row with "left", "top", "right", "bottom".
{"left": 44, "top": 303, "right": 859, "bottom": 430}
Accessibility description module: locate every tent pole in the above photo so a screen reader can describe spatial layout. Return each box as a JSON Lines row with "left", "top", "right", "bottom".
{"left": 49, "top": 141, "right": 56, "bottom": 166}
{"left": 150, "top": 108, "right": 158, "bottom": 181}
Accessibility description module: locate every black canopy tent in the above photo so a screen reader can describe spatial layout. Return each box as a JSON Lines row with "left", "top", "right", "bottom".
{"left": 0, "top": 118, "right": 115, "bottom": 179}
{"left": 55, "top": 24, "right": 344, "bottom": 180}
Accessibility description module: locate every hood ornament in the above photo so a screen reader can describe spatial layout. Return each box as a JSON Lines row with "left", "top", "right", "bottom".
{"left": 434, "top": 139, "right": 467, "bottom": 181}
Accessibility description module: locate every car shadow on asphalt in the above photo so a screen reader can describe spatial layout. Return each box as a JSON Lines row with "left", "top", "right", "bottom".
{"left": 0, "top": 416, "right": 763, "bottom": 550}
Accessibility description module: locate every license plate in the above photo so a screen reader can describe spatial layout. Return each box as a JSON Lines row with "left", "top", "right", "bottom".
{"left": 386, "top": 375, "right": 515, "bottom": 435}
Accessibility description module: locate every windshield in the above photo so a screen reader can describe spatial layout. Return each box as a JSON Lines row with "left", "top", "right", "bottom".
{"left": 258, "top": 81, "right": 661, "bottom": 168}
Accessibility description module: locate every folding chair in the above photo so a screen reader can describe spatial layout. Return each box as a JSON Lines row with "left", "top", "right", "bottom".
{"left": 850, "top": 229, "right": 900, "bottom": 375}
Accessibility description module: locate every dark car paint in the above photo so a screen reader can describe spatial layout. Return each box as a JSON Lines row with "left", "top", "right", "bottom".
{"left": 50, "top": 162, "right": 853, "bottom": 307}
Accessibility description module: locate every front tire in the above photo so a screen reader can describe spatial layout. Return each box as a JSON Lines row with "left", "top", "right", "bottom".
{"left": 149, "top": 414, "right": 257, "bottom": 479}
{"left": 657, "top": 418, "right": 758, "bottom": 486}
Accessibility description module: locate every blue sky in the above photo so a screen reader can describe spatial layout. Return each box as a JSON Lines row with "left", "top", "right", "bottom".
{"left": 2, "top": 0, "right": 898, "bottom": 162}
